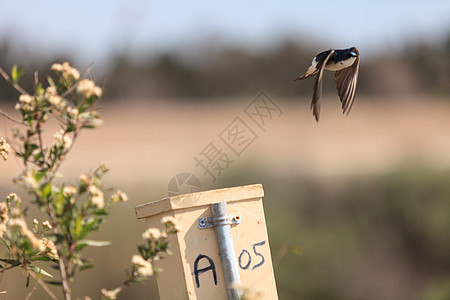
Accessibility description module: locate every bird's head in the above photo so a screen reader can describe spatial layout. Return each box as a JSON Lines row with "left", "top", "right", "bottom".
{"left": 348, "top": 47, "right": 359, "bottom": 58}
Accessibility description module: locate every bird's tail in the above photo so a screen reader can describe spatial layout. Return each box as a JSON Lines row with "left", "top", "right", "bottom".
{"left": 294, "top": 72, "right": 313, "bottom": 81}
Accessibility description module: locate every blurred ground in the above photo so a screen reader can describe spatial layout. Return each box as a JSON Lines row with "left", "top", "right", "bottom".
{"left": 3, "top": 95, "right": 450, "bottom": 183}
{"left": 1, "top": 96, "right": 450, "bottom": 299}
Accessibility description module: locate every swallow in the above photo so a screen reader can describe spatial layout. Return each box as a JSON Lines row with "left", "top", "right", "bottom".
{"left": 295, "top": 47, "right": 360, "bottom": 122}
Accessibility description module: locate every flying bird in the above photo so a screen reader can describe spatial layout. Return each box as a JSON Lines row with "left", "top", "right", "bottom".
{"left": 295, "top": 47, "right": 360, "bottom": 122}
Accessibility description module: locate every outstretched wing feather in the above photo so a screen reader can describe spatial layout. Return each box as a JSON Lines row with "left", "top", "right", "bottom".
{"left": 335, "top": 53, "right": 360, "bottom": 116}
{"left": 311, "top": 50, "right": 335, "bottom": 122}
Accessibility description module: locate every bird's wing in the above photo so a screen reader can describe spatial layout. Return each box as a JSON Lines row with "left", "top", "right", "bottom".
{"left": 334, "top": 53, "right": 360, "bottom": 116}
{"left": 311, "top": 50, "right": 335, "bottom": 122}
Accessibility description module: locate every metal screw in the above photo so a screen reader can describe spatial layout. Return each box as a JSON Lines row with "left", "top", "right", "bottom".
{"left": 232, "top": 214, "right": 241, "bottom": 224}
{"left": 198, "top": 218, "right": 207, "bottom": 228}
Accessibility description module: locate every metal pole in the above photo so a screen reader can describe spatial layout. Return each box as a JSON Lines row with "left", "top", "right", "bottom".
{"left": 211, "top": 202, "right": 242, "bottom": 300}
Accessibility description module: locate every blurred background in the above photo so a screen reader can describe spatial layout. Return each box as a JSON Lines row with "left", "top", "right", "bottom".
{"left": 1, "top": 1, "right": 450, "bottom": 299}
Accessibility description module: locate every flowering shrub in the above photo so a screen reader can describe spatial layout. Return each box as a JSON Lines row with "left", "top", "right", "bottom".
{"left": 0, "top": 63, "right": 179, "bottom": 300}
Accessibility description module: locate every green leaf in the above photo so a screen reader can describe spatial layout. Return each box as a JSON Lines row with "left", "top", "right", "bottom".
{"left": 92, "top": 209, "right": 108, "bottom": 216}
{"left": 30, "top": 265, "right": 54, "bottom": 278}
{"left": 26, "top": 271, "right": 30, "bottom": 287}
{"left": 288, "top": 244, "right": 304, "bottom": 256}
{"left": 54, "top": 172, "right": 64, "bottom": 178}
{"left": 82, "top": 118, "right": 104, "bottom": 129}
{"left": 11, "top": 65, "right": 24, "bottom": 84}
{"left": 74, "top": 215, "right": 82, "bottom": 237}
{"left": 23, "top": 142, "right": 38, "bottom": 163}
{"left": 54, "top": 233, "right": 65, "bottom": 245}
{"left": 79, "top": 264, "right": 95, "bottom": 271}
{"left": 33, "top": 150, "right": 44, "bottom": 162}
{"left": 41, "top": 183, "right": 52, "bottom": 198}
{"left": 36, "top": 83, "right": 43, "bottom": 95}
{"left": 78, "top": 240, "right": 111, "bottom": 247}
{"left": 78, "top": 218, "right": 100, "bottom": 239}
{"left": 26, "top": 115, "right": 33, "bottom": 126}
{"left": 45, "top": 280, "right": 62, "bottom": 286}
{"left": 75, "top": 243, "right": 88, "bottom": 251}
{"left": 31, "top": 255, "right": 53, "bottom": 262}
{"left": 53, "top": 193, "right": 64, "bottom": 216}
{"left": 47, "top": 76, "right": 56, "bottom": 89}
{"left": 12, "top": 65, "right": 17, "bottom": 81}
{"left": 0, "top": 258, "right": 21, "bottom": 267}
{"left": 66, "top": 123, "right": 76, "bottom": 133}
{"left": 34, "top": 171, "right": 46, "bottom": 183}
{"left": 137, "top": 244, "right": 147, "bottom": 259}
{"left": 22, "top": 207, "right": 29, "bottom": 216}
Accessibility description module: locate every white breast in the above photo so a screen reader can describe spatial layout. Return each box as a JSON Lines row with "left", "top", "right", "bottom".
{"left": 325, "top": 56, "right": 356, "bottom": 71}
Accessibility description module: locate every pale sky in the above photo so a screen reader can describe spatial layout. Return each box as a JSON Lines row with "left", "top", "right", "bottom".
{"left": 1, "top": 0, "right": 449, "bottom": 67}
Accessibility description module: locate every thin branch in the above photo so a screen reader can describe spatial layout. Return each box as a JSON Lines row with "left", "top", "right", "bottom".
{"left": 0, "top": 108, "right": 25, "bottom": 125}
{"left": 25, "top": 265, "right": 58, "bottom": 300}
{"left": 87, "top": 62, "right": 95, "bottom": 81}
{"left": 47, "top": 126, "right": 81, "bottom": 184}
{"left": 36, "top": 120, "right": 45, "bottom": 173}
{"left": 24, "top": 282, "right": 38, "bottom": 300}
{"left": 60, "top": 64, "right": 94, "bottom": 98}
{"left": 273, "top": 242, "right": 289, "bottom": 268}
{"left": 0, "top": 268, "right": 5, "bottom": 286}
{"left": 30, "top": 185, "right": 71, "bottom": 300}
{"left": 34, "top": 71, "right": 39, "bottom": 93}
{"left": 60, "top": 82, "right": 77, "bottom": 98}
{"left": 43, "top": 200, "right": 72, "bottom": 300}
{"left": 57, "top": 257, "right": 72, "bottom": 300}
{"left": 40, "top": 125, "right": 84, "bottom": 300}
{"left": 0, "top": 66, "right": 29, "bottom": 95}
